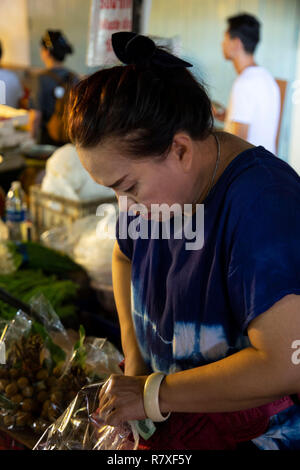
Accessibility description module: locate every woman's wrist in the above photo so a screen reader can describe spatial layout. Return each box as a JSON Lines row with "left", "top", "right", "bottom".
{"left": 158, "top": 373, "right": 173, "bottom": 414}
{"left": 124, "top": 353, "right": 151, "bottom": 376}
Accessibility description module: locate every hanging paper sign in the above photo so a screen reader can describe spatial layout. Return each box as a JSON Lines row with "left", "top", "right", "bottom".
{"left": 87, "top": 0, "right": 133, "bottom": 67}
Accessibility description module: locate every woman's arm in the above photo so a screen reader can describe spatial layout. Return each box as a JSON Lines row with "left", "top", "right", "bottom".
{"left": 159, "top": 294, "right": 300, "bottom": 414}
{"left": 112, "top": 241, "right": 150, "bottom": 376}
{"left": 98, "top": 294, "right": 300, "bottom": 425}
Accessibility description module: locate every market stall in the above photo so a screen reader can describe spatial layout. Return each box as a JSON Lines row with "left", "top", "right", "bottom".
{"left": 0, "top": 108, "right": 123, "bottom": 448}
{"left": 0, "top": 236, "right": 124, "bottom": 449}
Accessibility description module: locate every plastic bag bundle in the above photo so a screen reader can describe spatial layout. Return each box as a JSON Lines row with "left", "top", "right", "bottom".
{"left": 0, "top": 298, "right": 72, "bottom": 434}
{"left": 41, "top": 144, "right": 115, "bottom": 201}
{"left": 33, "top": 382, "right": 139, "bottom": 450}
{"left": 41, "top": 212, "right": 118, "bottom": 284}
{"left": 0, "top": 294, "right": 123, "bottom": 437}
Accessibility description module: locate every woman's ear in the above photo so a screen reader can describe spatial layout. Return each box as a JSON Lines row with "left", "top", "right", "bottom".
{"left": 171, "top": 132, "right": 193, "bottom": 173}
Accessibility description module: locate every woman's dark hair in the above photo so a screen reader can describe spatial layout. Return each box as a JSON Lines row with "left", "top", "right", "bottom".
{"left": 67, "top": 61, "right": 214, "bottom": 159}
{"left": 41, "top": 30, "right": 73, "bottom": 62}
{"left": 227, "top": 13, "right": 260, "bottom": 54}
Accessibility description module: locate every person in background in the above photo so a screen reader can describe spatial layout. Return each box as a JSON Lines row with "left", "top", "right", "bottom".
{"left": 0, "top": 40, "right": 24, "bottom": 109}
{"left": 29, "top": 30, "right": 78, "bottom": 146}
{"left": 213, "top": 13, "right": 280, "bottom": 154}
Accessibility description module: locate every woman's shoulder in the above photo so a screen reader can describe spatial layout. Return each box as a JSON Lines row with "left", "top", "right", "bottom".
{"left": 208, "top": 134, "right": 300, "bottom": 219}
{"left": 218, "top": 133, "right": 299, "bottom": 193}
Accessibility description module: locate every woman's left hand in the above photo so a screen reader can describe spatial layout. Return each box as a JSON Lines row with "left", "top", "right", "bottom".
{"left": 98, "top": 374, "right": 148, "bottom": 426}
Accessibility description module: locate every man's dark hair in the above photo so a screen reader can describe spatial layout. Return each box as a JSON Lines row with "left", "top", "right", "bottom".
{"left": 67, "top": 61, "right": 213, "bottom": 159}
{"left": 227, "top": 13, "right": 261, "bottom": 54}
{"left": 0, "top": 41, "right": 2, "bottom": 61}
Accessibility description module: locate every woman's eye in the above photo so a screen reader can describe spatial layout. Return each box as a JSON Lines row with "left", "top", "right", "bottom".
{"left": 125, "top": 184, "right": 136, "bottom": 194}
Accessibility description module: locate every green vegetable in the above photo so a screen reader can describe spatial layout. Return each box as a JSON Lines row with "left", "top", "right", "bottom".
{"left": 73, "top": 325, "right": 87, "bottom": 369}
{"left": 0, "top": 393, "right": 17, "bottom": 410}
{"left": 31, "top": 322, "right": 66, "bottom": 367}
{"left": 13, "top": 241, "right": 83, "bottom": 274}
{"left": 0, "top": 269, "right": 78, "bottom": 321}
{"left": 4, "top": 242, "right": 23, "bottom": 271}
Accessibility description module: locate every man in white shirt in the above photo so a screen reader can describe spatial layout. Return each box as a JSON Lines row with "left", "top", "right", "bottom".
{"left": 0, "top": 41, "right": 24, "bottom": 109}
{"left": 213, "top": 14, "right": 280, "bottom": 154}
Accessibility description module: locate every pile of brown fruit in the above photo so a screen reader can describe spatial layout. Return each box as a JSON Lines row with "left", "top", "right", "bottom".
{"left": 0, "top": 333, "right": 89, "bottom": 434}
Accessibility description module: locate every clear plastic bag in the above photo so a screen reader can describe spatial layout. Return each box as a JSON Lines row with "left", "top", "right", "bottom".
{"left": 41, "top": 212, "right": 118, "bottom": 284}
{"left": 0, "top": 294, "right": 124, "bottom": 437}
{"left": 0, "top": 294, "right": 73, "bottom": 433}
{"left": 33, "top": 382, "right": 139, "bottom": 450}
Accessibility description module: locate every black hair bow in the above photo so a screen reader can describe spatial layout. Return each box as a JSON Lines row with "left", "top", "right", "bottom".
{"left": 112, "top": 32, "right": 192, "bottom": 68}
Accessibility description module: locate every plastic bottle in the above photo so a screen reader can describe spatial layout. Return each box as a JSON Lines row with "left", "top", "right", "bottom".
{"left": 5, "top": 181, "right": 27, "bottom": 241}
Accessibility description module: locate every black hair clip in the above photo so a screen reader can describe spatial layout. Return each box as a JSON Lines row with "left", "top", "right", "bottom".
{"left": 112, "top": 32, "right": 192, "bottom": 68}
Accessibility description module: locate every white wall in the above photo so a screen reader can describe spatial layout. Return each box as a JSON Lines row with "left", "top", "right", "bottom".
{"left": 27, "top": 0, "right": 97, "bottom": 76}
{"left": 148, "top": 0, "right": 300, "bottom": 163}
{"left": 0, "top": 0, "right": 30, "bottom": 66}
{"left": 289, "top": 29, "right": 300, "bottom": 175}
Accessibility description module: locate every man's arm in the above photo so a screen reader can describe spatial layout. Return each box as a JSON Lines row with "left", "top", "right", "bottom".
{"left": 28, "top": 109, "right": 41, "bottom": 139}
{"left": 212, "top": 101, "right": 226, "bottom": 122}
{"left": 112, "top": 241, "right": 150, "bottom": 376}
{"left": 226, "top": 121, "right": 249, "bottom": 140}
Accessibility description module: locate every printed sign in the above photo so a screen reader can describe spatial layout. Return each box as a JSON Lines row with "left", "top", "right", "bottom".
{"left": 87, "top": 0, "right": 133, "bottom": 67}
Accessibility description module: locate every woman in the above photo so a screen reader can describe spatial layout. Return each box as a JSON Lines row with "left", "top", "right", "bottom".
{"left": 67, "top": 32, "right": 300, "bottom": 450}
{"left": 30, "top": 30, "right": 78, "bottom": 146}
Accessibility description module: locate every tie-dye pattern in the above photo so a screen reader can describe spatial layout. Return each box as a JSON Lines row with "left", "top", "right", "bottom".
{"left": 116, "top": 146, "right": 300, "bottom": 449}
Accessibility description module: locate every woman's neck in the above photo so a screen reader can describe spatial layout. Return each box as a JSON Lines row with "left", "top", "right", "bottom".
{"left": 45, "top": 59, "right": 64, "bottom": 70}
{"left": 192, "top": 132, "right": 254, "bottom": 206}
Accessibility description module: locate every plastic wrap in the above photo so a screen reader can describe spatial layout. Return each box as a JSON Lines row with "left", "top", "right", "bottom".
{"left": 0, "top": 219, "right": 8, "bottom": 242}
{"left": 33, "top": 382, "right": 139, "bottom": 450}
{"left": 41, "top": 144, "right": 115, "bottom": 201}
{"left": 41, "top": 212, "right": 117, "bottom": 284}
{"left": 0, "top": 294, "right": 123, "bottom": 437}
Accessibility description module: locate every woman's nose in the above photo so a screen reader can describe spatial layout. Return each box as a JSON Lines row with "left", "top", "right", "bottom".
{"left": 117, "top": 194, "right": 138, "bottom": 212}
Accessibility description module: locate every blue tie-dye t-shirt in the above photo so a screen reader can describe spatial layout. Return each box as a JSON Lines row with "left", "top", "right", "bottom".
{"left": 116, "top": 146, "right": 300, "bottom": 449}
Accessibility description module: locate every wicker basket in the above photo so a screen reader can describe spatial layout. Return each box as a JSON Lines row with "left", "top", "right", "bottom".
{"left": 29, "top": 184, "right": 117, "bottom": 236}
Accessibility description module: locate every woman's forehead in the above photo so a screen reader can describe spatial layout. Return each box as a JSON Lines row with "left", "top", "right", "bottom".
{"left": 76, "top": 144, "right": 153, "bottom": 185}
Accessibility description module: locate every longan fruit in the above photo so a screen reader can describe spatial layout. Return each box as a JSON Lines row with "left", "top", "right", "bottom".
{"left": 9, "top": 369, "right": 20, "bottom": 379}
{"left": 15, "top": 411, "right": 30, "bottom": 428}
{"left": 3, "top": 414, "right": 15, "bottom": 427}
{"left": 36, "top": 369, "right": 48, "bottom": 381}
{"left": 0, "top": 379, "right": 9, "bottom": 391}
{"left": 35, "top": 381, "right": 46, "bottom": 392}
{"left": 5, "top": 381, "right": 18, "bottom": 397}
{"left": 22, "top": 385, "right": 34, "bottom": 398}
{"left": 0, "top": 368, "right": 8, "bottom": 378}
{"left": 46, "top": 376, "right": 57, "bottom": 388}
{"left": 50, "top": 390, "right": 63, "bottom": 404}
{"left": 17, "top": 377, "right": 29, "bottom": 389}
{"left": 21, "top": 398, "right": 34, "bottom": 412}
{"left": 37, "top": 390, "right": 48, "bottom": 403}
{"left": 10, "top": 393, "right": 23, "bottom": 404}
